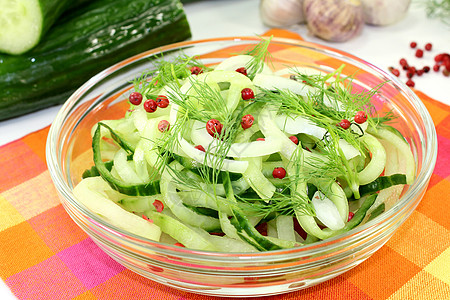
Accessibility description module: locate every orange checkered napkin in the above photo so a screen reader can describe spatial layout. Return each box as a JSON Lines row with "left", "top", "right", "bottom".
{"left": 1, "top": 30, "right": 449, "bottom": 300}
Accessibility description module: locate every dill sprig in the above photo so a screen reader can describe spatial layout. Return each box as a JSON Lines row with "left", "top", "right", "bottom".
{"left": 131, "top": 54, "right": 211, "bottom": 98}
{"left": 419, "top": 0, "right": 450, "bottom": 26}
{"left": 237, "top": 190, "right": 313, "bottom": 218}
{"left": 236, "top": 146, "right": 315, "bottom": 218}
{"left": 169, "top": 78, "right": 231, "bottom": 123}
{"left": 242, "top": 36, "right": 273, "bottom": 80}
{"left": 253, "top": 65, "right": 387, "bottom": 198}
{"left": 154, "top": 73, "right": 245, "bottom": 193}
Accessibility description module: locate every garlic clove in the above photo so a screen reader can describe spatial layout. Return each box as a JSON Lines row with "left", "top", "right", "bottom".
{"left": 260, "top": 0, "right": 305, "bottom": 27}
{"left": 361, "top": 0, "right": 411, "bottom": 26}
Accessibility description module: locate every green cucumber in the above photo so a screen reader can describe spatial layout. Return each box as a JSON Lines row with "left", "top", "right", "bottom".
{"left": 367, "top": 203, "right": 385, "bottom": 221}
{"left": 358, "top": 174, "right": 406, "bottom": 198}
{"left": 183, "top": 203, "right": 219, "bottom": 218}
{"left": 0, "top": 0, "right": 191, "bottom": 120}
{"left": 221, "top": 172, "right": 284, "bottom": 251}
{"left": 145, "top": 210, "right": 218, "bottom": 251}
{"left": 0, "top": 0, "right": 87, "bottom": 55}
{"left": 73, "top": 177, "right": 162, "bottom": 241}
{"left": 93, "top": 124, "right": 161, "bottom": 196}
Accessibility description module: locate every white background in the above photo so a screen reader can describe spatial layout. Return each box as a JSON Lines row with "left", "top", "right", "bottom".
{"left": 1, "top": 0, "right": 449, "bottom": 298}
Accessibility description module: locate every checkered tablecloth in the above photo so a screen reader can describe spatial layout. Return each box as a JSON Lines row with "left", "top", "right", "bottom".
{"left": 1, "top": 30, "right": 449, "bottom": 299}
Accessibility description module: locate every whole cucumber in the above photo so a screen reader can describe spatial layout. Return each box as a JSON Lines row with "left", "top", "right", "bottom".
{"left": 0, "top": 0, "right": 191, "bottom": 121}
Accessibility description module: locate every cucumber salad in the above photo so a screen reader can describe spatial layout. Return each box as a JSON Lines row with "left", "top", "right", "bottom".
{"left": 75, "top": 38, "right": 415, "bottom": 252}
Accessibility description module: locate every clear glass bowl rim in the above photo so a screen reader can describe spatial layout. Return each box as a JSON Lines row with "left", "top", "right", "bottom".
{"left": 46, "top": 36, "right": 438, "bottom": 262}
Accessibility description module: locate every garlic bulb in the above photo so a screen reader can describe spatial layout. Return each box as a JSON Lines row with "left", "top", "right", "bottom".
{"left": 260, "top": 0, "right": 305, "bottom": 27}
{"left": 303, "top": 0, "right": 364, "bottom": 42}
{"left": 361, "top": 0, "right": 411, "bottom": 26}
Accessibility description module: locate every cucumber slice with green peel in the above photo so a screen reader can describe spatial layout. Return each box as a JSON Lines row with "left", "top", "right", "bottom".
{"left": 0, "top": 0, "right": 75, "bottom": 55}
{"left": 145, "top": 210, "right": 219, "bottom": 251}
{"left": 0, "top": 0, "right": 42, "bottom": 54}
{"left": 73, "top": 177, "right": 162, "bottom": 241}
{"left": 92, "top": 123, "right": 161, "bottom": 196}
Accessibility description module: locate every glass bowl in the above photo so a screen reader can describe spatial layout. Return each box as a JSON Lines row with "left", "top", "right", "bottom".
{"left": 46, "top": 37, "right": 437, "bottom": 297}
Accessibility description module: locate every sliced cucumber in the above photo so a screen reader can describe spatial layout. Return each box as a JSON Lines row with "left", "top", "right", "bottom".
{"left": 73, "top": 177, "right": 162, "bottom": 241}
{"left": 0, "top": 0, "right": 79, "bottom": 54}
{"left": 358, "top": 174, "right": 407, "bottom": 197}
{"left": 93, "top": 123, "right": 161, "bottom": 196}
{"left": 145, "top": 210, "right": 218, "bottom": 251}
{"left": 0, "top": 0, "right": 42, "bottom": 54}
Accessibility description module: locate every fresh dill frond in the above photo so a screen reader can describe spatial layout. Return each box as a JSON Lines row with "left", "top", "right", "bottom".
{"left": 372, "top": 109, "right": 397, "bottom": 126}
{"left": 236, "top": 188, "right": 315, "bottom": 218}
{"left": 131, "top": 54, "right": 212, "bottom": 98}
{"left": 419, "top": 0, "right": 450, "bottom": 26}
{"left": 180, "top": 78, "right": 231, "bottom": 123}
{"left": 242, "top": 36, "right": 273, "bottom": 80}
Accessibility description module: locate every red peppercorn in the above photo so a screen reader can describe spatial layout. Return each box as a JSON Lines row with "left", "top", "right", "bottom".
{"left": 433, "top": 64, "right": 440, "bottom": 72}
{"left": 445, "top": 60, "right": 450, "bottom": 71}
{"left": 434, "top": 53, "right": 446, "bottom": 63}
{"left": 206, "top": 119, "right": 223, "bottom": 137}
{"left": 190, "top": 66, "right": 203, "bottom": 75}
{"left": 241, "top": 114, "right": 254, "bottom": 130}
{"left": 339, "top": 119, "right": 351, "bottom": 129}
{"left": 406, "top": 79, "right": 415, "bottom": 87}
{"left": 444, "top": 69, "right": 450, "bottom": 77}
{"left": 272, "top": 167, "right": 287, "bottom": 179}
{"left": 391, "top": 69, "right": 400, "bottom": 77}
{"left": 195, "top": 145, "right": 205, "bottom": 152}
{"left": 388, "top": 67, "right": 400, "bottom": 77}
{"left": 155, "top": 95, "right": 169, "bottom": 108}
{"left": 129, "top": 92, "right": 143, "bottom": 105}
{"left": 354, "top": 111, "right": 367, "bottom": 124}
{"left": 235, "top": 67, "right": 248, "bottom": 76}
{"left": 406, "top": 71, "right": 414, "bottom": 78}
{"left": 423, "top": 66, "right": 430, "bottom": 73}
{"left": 424, "top": 43, "right": 432, "bottom": 51}
{"left": 158, "top": 120, "right": 170, "bottom": 132}
{"left": 144, "top": 99, "right": 157, "bottom": 113}
{"left": 289, "top": 135, "right": 299, "bottom": 145}
{"left": 256, "top": 138, "right": 265, "bottom": 141}
{"left": 415, "top": 49, "right": 424, "bottom": 58}
{"left": 399, "top": 58, "right": 408, "bottom": 67}
{"left": 417, "top": 69, "right": 424, "bottom": 76}
{"left": 444, "top": 54, "right": 450, "bottom": 64}
{"left": 410, "top": 41, "right": 417, "bottom": 49}
{"left": 348, "top": 212, "right": 355, "bottom": 222}
{"left": 142, "top": 214, "right": 153, "bottom": 222}
{"left": 153, "top": 200, "right": 164, "bottom": 212}
{"left": 241, "top": 88, "right": 255, "bottom": 100}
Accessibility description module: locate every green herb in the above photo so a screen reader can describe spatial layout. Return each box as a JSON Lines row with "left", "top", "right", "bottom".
{"left": 420, "top": 0, "right": 450, "bottom": 26}
{"left": 132, "top": 54, "right": 211, "bottom": 98}
{"left": 253, "top": 66, "right": 385, "bottom": 198}
{"left": 242, "top": 36, "right": 273, "bottom": 80}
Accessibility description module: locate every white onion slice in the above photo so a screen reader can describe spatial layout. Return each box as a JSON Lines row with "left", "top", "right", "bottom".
{"left": 275, "top": 114, "right": 327, "bottom": 137}
{"left": 253, "top": 73, "right": 344, "bottom": 111}
{"left": 190, "top": 121, "right": 282, "bottom": 158}
{"left": 253, "top": 73, "right": 315, "bottom": 97}
{"left": 214, "top": 54, "right": 273, "bottom": 74}
{"left": 274, "top": 114, "right": 360, "bottom": 159}
{"left": 178, "top": 137, "right": 248, "bottom": 173}
{"left": 311, "top": 191, "right": 345, "bottom": 230}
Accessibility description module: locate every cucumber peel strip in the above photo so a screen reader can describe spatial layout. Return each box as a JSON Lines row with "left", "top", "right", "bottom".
{"left": 93, "top": 123, "right": 160, "bottom": 196}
